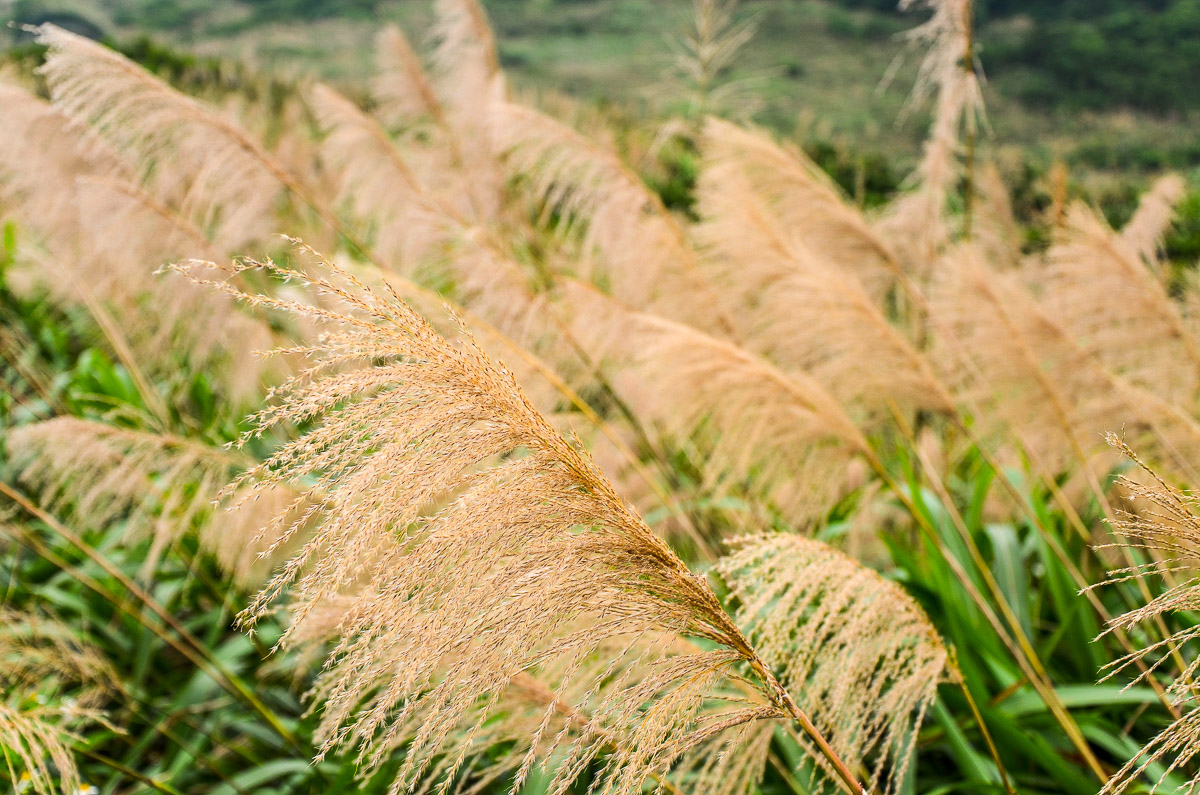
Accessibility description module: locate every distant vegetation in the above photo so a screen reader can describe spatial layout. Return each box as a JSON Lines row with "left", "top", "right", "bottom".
{"left": 842, "top": 0, "right": 1200, "bottom": 112}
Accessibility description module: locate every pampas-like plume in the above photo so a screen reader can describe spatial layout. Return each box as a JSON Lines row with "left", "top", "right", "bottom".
{"left": 562, "top": 280, "right": 871, "bottom": 527}
{"left": 1122, "top": 174, "right": 1187, "bottom": 270}
{"left": 72, "top": 177, "right": 274, "bottom": 401}
{"left": 0, "top": 84, "right": 270, "bottom": 402}
{"left": 0, "top": 607, "right": 116, "bottom": 795}
{"left": 495, "top": 102, "right": 735, "bottom": 334}
{"left": 973, "top": 162, "right": 1022, "bottom": 270}
{"left": 0, "top": 82, "right": 128, "bottom": 246}
{"left": 430, "top": 0, "right": 501, "bottom": 118}
{"left": 876, "top": 0, "right": 984, "bottom": 271}
{"left": 7, "top": 418, "right": 235, "bottom": 567}
{"left": 933, "top": 247, "right": 1200, "bottom": 488}
{"left": 1092, "top": 437, "right": 1200, "bottom": 795}
{"left": 929, "top": 246, "right": 1134, "bottom": 475}
{"left": 171, "top": 249, "right": 867, "bottom": 795}
{"left": 36, "top": 24, "right": 294, "bottom": 252}
{"left": 1034, "top": 202, "right": 1200, "bottom": 408}
{"left": 311, "top": 83, "right": 450, "bottom": 272}
{"left": 695, "top": 159, "right": 953, "bottom": 423}
{"left": 718, "top": 534, "right": 948, "bottom": 795}
{"left": 174, "top": 252, "right": 844, "bottom": 795}
{"left": 428, "top": 0, "right": 506, "bottom": 221}
{"left": 4, "top": 417, "right": 300, "bottom": 584}
{"left": 700, "top": 117, "right": 900, "bottom": 300}
{"left": 373, "top": 24, "right": 447, "bottom": 129}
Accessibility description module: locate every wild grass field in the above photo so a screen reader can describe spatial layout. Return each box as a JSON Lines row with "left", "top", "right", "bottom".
{"left": 3, "top": 1, "right": 1200, "bottom": 794}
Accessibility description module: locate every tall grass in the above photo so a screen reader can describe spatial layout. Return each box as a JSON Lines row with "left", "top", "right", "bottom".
{"left": 1, "top": 0, "right": 1199, "bottom": 793}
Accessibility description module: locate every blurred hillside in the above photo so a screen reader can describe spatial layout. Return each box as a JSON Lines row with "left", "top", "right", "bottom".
{"left": 5, "top": 0, "right": 1200, "bottom": 183}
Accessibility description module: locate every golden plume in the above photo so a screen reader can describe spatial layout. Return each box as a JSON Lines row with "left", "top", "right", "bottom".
{"left": 172, "top": 246, "right": 871, "bottom": 795}
{"left": 561, "top": 280, "right": 871, "bottom": 527}
{"left": 700, "top": 117, "right": 900, "bottom": 300}
{"left": 718, "top": 534, "right": 948, "bottom": 795}
{"left": 494, "top": 101, "right": 735, "bottom": 334}
{"left": 876, "top": 0, "right": 984, "bottom": 272}
{"left": 1034, "top": 202, "right": 1200, "bottom": 408}
{"left": 929, "top": 245, "right": 1200, "bottom": 488}
{"left": 1092, "top": 436, "right": 1200, "bottom": 795}
{"left": 311, "top": 83, "right": 450, "bottom": 273}
{"left": 694, "top": 159, "right": 953, "bottom": 423}
{"left": 929, "top": 245, "right": 1133, "bottom": 476}
{"left": 0, "top": 82, "right": 128, "bottom": 248}
{"left": 72, "top": 176, "right": 274, "bottom": 401}
{"left": 1121, "top": 173, "right": 1186, "bottom": 270}
{"left": 36, "top": 24, "right": 301, "bottom": 251}
{"left": 428, "top": 0, "right": 506, "bottom": 220}
{"left": 0, "top": 607, "right": 117, "bottom": 795}
{"left": 373, "top": 24, "right": 446, "bottom": 129}
{"left": 6, "top": 417, "right": 303, "bottom": 584}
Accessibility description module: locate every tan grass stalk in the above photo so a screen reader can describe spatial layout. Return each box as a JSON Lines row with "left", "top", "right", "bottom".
{"left": 718, "top": 534, "right": 948, "bottom": 795}
{"left": 0, "top": 608, "right": 116, "bottom": 795}
{"left": 0, "top": 85, "right": 265, "bottom": 410}
{"left": 431, "top": 0, "right": 501, "bottom": 114}
{"left": 36, "top": 24, "right": 310, "bottom": 251}
{"left": 876, "top": 0, "right": 984, "bottom": 272}
{"left": 1122, "top": 174, "right": 1187, "bottom": 270}
{"left": 73, "top": 176, "right": 274, "bottom": 401}
{"left": 373, "top": 24, "right": 447, "bottom": 129}
{"left": 0, "top": 82, "right": 129, "bottom": 244}
{"left": 929, "top": 247, "right": 1200, "bottom": 681}
{"left": 0, "top": 82, "right": 275, "bottom": 405}
{"left": 494, "top": 102, "right": 736, "bottom": 335}
{"left": 1033, "top": 202, "right": 1200, "bottom": 408}
{"left": 428, "top": 0, "right": 505, "bottom": 220}
{"left": 700, "top": 117, "right": 900, "bottom": 300}
{"left": 561, "top": 279, "right": 871, "bottom": 527}
{"left": 5, "top": 418, "right": 302, "bottom": 585}
{"left": 694, "top": 160, "right": 953, "bottom": 423}
{"left": 929, "top": 245, "right": 1171, "bottom": 481}
{"left": 973, "top": 162, "right": 1021, "bottom": 269}
{"left": 171, "top": 248, "right": 871, "bottom": 795}
{"left": 1092, "top": 436, "right": 1200, "bottom": 795}
{"left": 311, "top": 83, "right": 451, "bottom": 272}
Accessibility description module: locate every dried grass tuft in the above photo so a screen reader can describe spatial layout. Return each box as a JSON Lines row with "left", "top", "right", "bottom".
{"left": 695, "top": 159, "right": 952, "bottom": 422}
{"left": 718, "top": 534, "right": 948, "bottom": 795}
{"left": 0, "top": 608, "right": 116, "bottom": 795}
{"left": 170, "top": 246, "right": 799, "bottom": 795}
{"left": 1093, "top": 437, "right": 1200, "bottom": 795}
{"left": 494, "top": 102, "right": 733, "bottom": 333}
{"left": 701, "top": 117, "right": 899, "bottom": 300}
{"left": 1034, "top": 202, "right": 1200, "bottom": 407}
{"left": 562, "top": 280, "right": 871, "bottom": 527}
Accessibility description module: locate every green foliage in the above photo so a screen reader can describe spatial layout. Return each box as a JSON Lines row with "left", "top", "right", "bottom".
{"left": 835, "top": 0, "right": 1200, "bottom": 113}
{"left": 804, "top": 138, "right": 901, "bottom": 209}
{"left": 1167, "top": 191, "right": 1200, "bottom": 262}
{"left": 990, "top": 0, "right": 1200, "bottom": 113}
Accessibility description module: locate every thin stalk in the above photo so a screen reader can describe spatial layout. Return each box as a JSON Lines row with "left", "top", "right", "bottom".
{"left": 746, "top": 657, "right": 868, "bottom": 794}
{"left": 889, "top": 402, "right": 1181, "bottom": 720}
{"left": 949, "top": 653, "right": 1015, "bottom": 795}
{"left": 0, "top": 484, "right": 306, "bottom": 756}
{"left": 961, "top": 0, "right": 976, "bottom": 240}
{"left": 74, "top": 746, "right": 188, "bottom": 795}
{"left": 856, "top": 444, "right": 1110, "bottom": 783}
